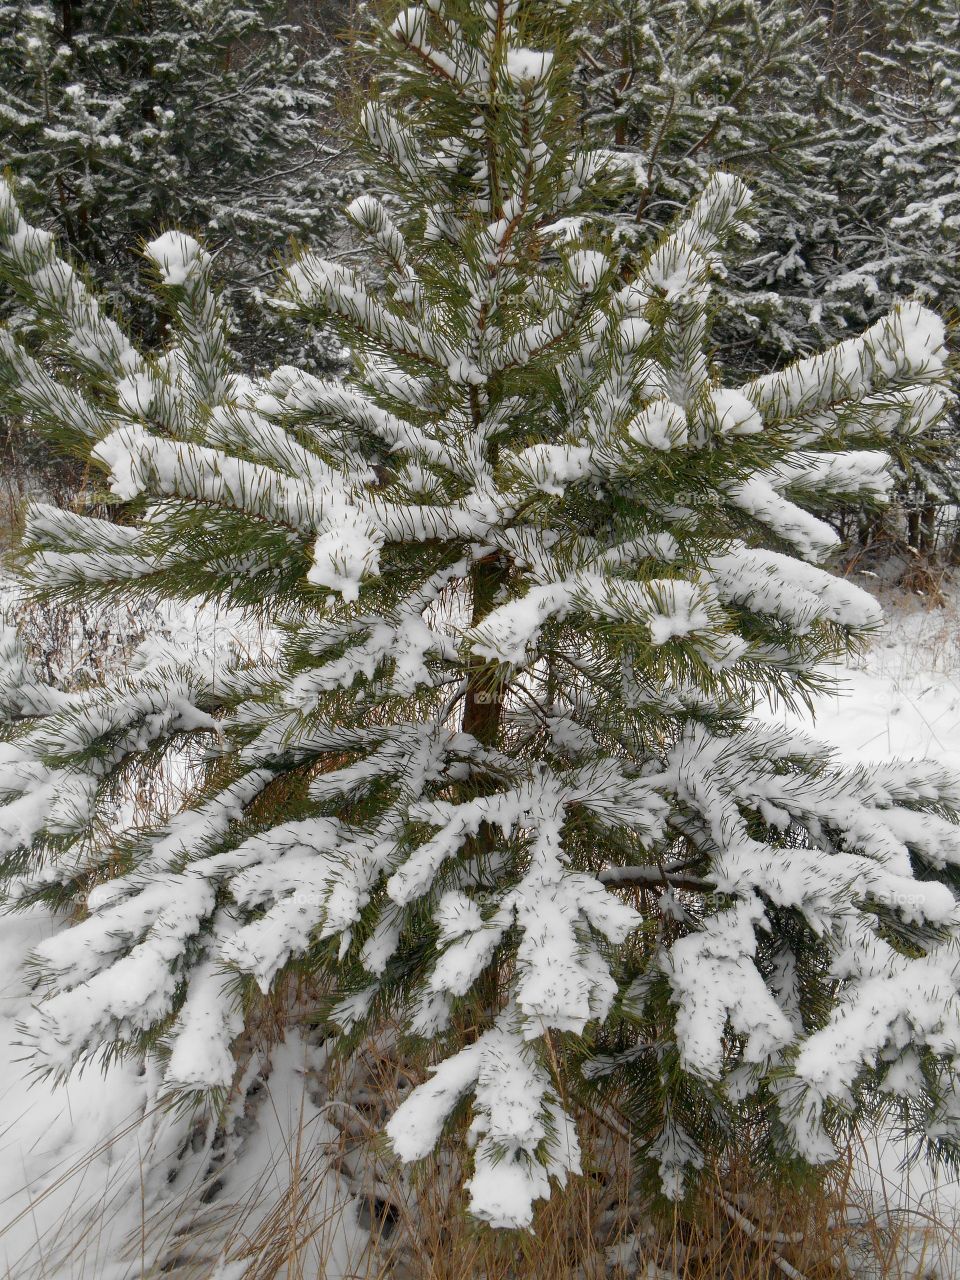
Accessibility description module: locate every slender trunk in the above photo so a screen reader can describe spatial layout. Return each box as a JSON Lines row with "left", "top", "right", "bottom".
{"left": 907, "top": 507, "right": 921, "bottom": 551}
{"left": 461, "top": 552, "right": 508, "bottom": 749}
{"left": 460, "top": 553, "right": 510, "bottom": 977}
{"left": 921, "top": 502, "right": 936, "bottom": 557}
{"left": 60, "top": 0, "right": 78, "bottom": 44}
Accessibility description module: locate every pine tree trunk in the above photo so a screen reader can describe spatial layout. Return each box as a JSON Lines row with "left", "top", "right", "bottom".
{"left": 462, "top": 552, "right": 508, "bottom": 748}
{"left": 921, "top": 502, "right": 936, "bottom": 556}
{"left": 907, "top": 507, "right": 921, "bottom": 550}
{"left": 60, "top": 0, "right": 79, "bottom": 43}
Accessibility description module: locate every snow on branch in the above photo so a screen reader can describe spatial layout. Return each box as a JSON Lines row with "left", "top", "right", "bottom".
{"left": 742, "top": 303, "right": 947, "bottom": 423}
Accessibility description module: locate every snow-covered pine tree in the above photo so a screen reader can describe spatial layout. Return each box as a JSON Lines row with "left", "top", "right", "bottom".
{"left": 0, "top": 0, "right": 349, "bottom": 366}
{"left": 578, "top": 0, "right": 837, "bottom": 370}
{"left": 818, "top": 0, "right": 960, "bottom": 322}
{"left": 2, "top": 0, "right": 960, "bottom": 1231}
{"left": 821, "top": 0, "right": 960, "bottom": 552}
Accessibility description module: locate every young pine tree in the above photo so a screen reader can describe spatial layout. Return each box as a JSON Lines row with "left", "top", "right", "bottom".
{"left": 819, "top": 0, "right": 960, "bottom": 322}
{"left": 1, "top": 0, "right": 960, "bottom": 1231}
{"left": 578, "top": 0, "right": 838, "bottom": 370}
{"left": 0, "top": 0, "right": 350, "bottom": 366}
{"left": 822, "top": 0, "right": 960, "bottom": 551}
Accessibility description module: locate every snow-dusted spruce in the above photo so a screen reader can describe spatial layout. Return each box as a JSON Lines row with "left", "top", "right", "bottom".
{"left": 578, "top": 0, "right": 960, "bottom": 551}
{"left": 0, "top": 0, "right": 348, "bottom": 366}
{"left": 823, "top": 0, "right": 960, "bottom": 338}
{"left": 1, "top": 0, "right": 959, "bottom": 1231}
{"left": 579, "top": 0, "right": 831, "bottom": 366}
{"left": 822, "top": 0, "right": 960, "bottom": 541}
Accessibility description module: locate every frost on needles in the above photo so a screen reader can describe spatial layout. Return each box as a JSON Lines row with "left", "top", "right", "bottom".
{"left": 1, "top": 0, "right": 959, "bottom": 1233}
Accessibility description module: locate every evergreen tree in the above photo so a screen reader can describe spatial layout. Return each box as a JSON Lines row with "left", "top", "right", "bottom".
{"left": 0, "top": 0, "right": 350, "bottom": 366}
{"left": 817, "top": 0, "right": 960, "bottom": 320}
{"left": 581, "top": 0, "right": 960, "bottom": 558}
{"left": 578, "top": 0, "right": 837, "bottom": 368}
{"left": 2, "top": 0, "right": 960, "bottom": 1230}
{"left": 821, "top": 0, "right": 960, "bottom": 552}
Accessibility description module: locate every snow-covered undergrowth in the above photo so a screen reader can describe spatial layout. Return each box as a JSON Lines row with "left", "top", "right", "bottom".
{"left": 0, "top": 584, "right": 371, "bottom": 1279}
{"left": 2, "top": 576, "right": 960, "bottom": 1277}
{"left": 0, "top": 918, "right": 368, "bottom": 1279}
{"left": 769, "top": 579, "right": 960, "bottom": 1279}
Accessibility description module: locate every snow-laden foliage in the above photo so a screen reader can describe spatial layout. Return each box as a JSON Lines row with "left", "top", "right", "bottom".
{"left": 824, "top": 0, "right": 960, "bottom": 332}
{"left": 0, "top": 0, "right": 350, "bottom": 366}
{"left": 579, "top": 0, "right": 960, "bottom": 547}
{"left": 821, "top": 0, "right": 960, "bottom": 532}
{"left": 578, "top": 0, "right": 832, "bottom": 363}
{"left": 1, "top": 0, "right": 959, "bottom": 1231}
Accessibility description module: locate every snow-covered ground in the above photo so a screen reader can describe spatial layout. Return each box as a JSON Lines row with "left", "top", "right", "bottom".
{"left": 0, "top": 910, "right": 368, "bottom": 1279}
{"left": 779, "top": 590, "right": 960, "bottom": 774}
{"left": 771, "top": 584, "right": 960, "bottom": 1277}
{"left": 3, "top": 581, "right": 960, "bottom": 1276}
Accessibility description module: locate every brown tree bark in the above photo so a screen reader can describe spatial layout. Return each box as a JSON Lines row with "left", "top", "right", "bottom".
{"left": 461, "top": 552, "right": 508, "bottom": 749}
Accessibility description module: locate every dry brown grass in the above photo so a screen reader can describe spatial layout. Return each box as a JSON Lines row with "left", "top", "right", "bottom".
{"left": 200, "top": 1035, "right": 960, "bottom": 1280}
{"left": 4, "top": 985, "right": 954, "bottom": 1279}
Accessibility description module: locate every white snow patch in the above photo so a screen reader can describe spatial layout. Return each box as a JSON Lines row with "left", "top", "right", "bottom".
{"left": 144, "top": 230, "right": 206, "bottom": 287}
